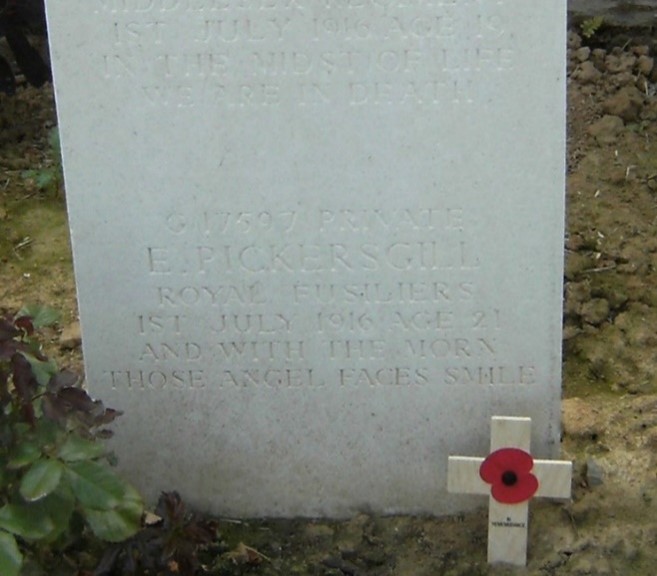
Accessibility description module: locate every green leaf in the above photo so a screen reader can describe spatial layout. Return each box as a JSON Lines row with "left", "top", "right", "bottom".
{"left": 20, "top": 459, "right": 64, "bottom": 502}
{"left": 0, "top": 531, "right": 22, "bottom": 576}
{"left": 39, "top": 486, "right": 75, "bottom": 542}
{"left": 21, "top": 353, "right": 58, "bottom": 387}
{"left": 0, "top": 504, "right": 55, "bottom": 540}
{"left": 57, "top": 435, "right": 105, "bottom": 462}
{"left": 17, "top": 306, "right": 61, "bottom": 329}
{"left": 48, "top": 127, "right": 61, "bottom": 154}
{"left": 0, "top": 488, "right": 75, "bottom": 545}
{"left": 30, "top": 419, "right": 61, "bottom": 448}
{"left": 65, "top": 461, "right": 125, "bottom": 510}
{"left": 82, "top": 484, "right": 143, "bottom": 542}
{"left": 7, "top": 441, "right": 41, "bottom": 469}
{"left": 35, "top": 171, "right": 55, "bottom": 189}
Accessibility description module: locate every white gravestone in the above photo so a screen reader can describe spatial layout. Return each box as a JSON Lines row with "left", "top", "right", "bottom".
{"left": 448, "top": 416, "right": 573, "bottom": 566}
{"left": 45, "top": 1, "right": 566, "bottom": 517}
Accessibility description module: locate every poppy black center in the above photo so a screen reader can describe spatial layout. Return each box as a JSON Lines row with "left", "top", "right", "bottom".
{"left": 502, "top": 470, "right": 518, "bottom": 486}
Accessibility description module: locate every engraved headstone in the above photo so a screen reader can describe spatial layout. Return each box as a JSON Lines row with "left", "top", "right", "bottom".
{"left": 45, "top": 1, "right": 566, "bottom": 517}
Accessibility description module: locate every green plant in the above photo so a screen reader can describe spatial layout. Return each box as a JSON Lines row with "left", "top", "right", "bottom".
{"left": 21, "top": 127, "right": 64, "bottom": 196}
{"left": 0, "top": 306, "right": 143, "bottom": 576}
{"left": 581, "top": 16, "right": 604, "bottom": 39}
{"left": 95, "top": 491, "right": 219, "bottom": 575}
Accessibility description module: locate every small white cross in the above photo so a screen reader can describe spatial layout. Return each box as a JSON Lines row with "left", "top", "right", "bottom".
{"left": 447, "top": 416, "right": 572, "bottom": 566}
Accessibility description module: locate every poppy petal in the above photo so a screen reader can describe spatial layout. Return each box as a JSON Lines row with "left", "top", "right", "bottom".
{"left": 480, "top": 448, "right": 533, "bottom": 483}
{"left": 491, "top": 472, "right": 539, "bottom": 504}
{"left": 479, "top": 448, "right": 539, "bottom": 504}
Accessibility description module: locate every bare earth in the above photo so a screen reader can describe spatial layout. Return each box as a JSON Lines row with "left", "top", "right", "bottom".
{"left": 1, "top": 28, "right": 657, "bottom": 576}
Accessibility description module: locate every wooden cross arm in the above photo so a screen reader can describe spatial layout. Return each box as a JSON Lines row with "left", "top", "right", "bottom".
{"left": 447, "top": 456, "right": 487, "bottom": 494}
{"left": 533, "top": 459, "right": 573, "bottom": 498}
{"left": 448, "top": 456, "right": 572, "bottom": 499}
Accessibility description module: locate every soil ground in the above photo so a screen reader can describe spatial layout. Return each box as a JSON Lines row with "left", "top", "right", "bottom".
{"left": 569, "top": 1, "right": 657, "bottom": 27}
{"left": 2, "top": 26, "right": 657, "bottom": 576}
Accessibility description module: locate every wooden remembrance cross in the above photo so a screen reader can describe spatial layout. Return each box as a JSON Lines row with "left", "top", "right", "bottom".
{"left": 448, "top": 416, "right": 572, "bottom": 566}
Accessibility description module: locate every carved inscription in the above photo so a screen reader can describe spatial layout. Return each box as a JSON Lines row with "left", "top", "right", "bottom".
{"left": 104, "top": 204, "right": 537, "bottom": 390}
{"left": 89, "top": 1, "right": 538, "bottom": 390}
{"left": 95, "top": 0, "right": 515, "bottom": 106}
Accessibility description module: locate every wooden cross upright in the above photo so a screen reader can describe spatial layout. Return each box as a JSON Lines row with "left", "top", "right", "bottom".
{"left": 447, "top": 416, "right": 572, "bottom": 566}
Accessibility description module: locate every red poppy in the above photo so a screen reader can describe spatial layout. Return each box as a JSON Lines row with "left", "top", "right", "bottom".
{"left": 479, "top": 448, "right": 539, "bottom": 504}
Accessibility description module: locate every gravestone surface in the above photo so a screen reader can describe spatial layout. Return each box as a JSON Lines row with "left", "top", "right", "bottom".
{"left": 45, "top": 0, "right": 566, "bottom": 517}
